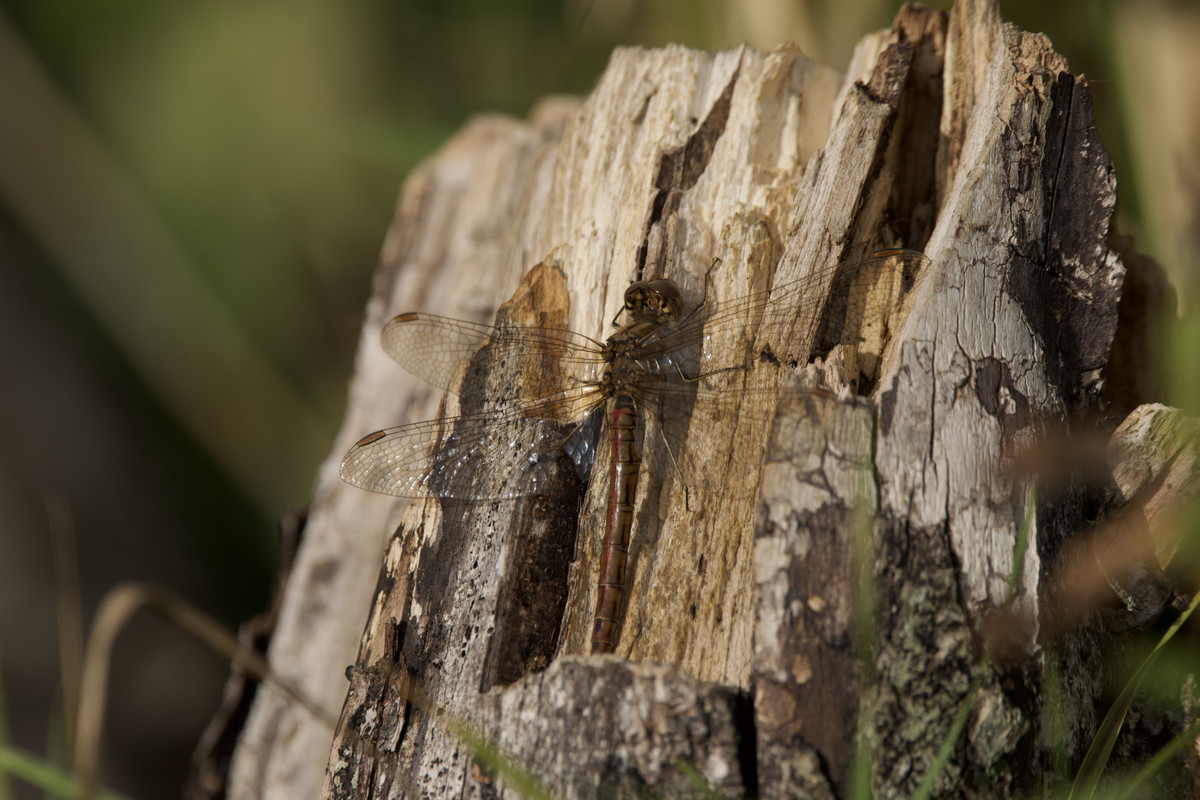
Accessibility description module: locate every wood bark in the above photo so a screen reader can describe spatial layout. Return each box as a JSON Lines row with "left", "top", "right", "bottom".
{"left": 215, "top": 1, "right": 1188, "bottom": 798}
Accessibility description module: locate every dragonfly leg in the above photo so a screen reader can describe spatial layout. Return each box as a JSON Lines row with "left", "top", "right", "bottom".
{"left": 673, "top": 361, "right": 750, "bottom": 384}
{"left": 646, "top": 409, "right": 686, "bottom": 485}
{"left": 695, "top": 256, "right": 721, "bottom": 313}
{"left": 668, "top": 256, "right": 723, "bottom": 332}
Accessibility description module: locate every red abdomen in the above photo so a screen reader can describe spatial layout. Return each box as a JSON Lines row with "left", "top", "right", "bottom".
{"left": 592, "top": 397, "right": 640, "bottom": 653}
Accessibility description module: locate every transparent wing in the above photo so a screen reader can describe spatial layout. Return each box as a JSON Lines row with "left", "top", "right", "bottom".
{"left": 631, "top": 371, "right": 840, "bottom": 431}
{"left": 381, "top": 312, "right": 608, "bottom": 392}
{"left": 340, "top": 378, "right": 787, "bottom": 501}
{"left": 345, "top": 249, "right": 928, "bottom": 500}
{"left": 635, "top": 249, "right": 930, "bottom": 376}
{"left": 340, "top": 385, "right": 606, "bottom": 500}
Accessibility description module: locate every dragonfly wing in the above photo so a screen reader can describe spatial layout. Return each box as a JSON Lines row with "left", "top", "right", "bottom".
{"left": 637, "top": 249, "right": 930, "bottom": 376}
{"left": 758, "top": 248, "right": 930, "bottom": 359}
{"left": 381, "top": 312, "right": 606, "bottom": 392}
{"left": 560, "top": 407, "right": 605, "bottom": 484}
{"left": 340, "top": 386, "right": 605, "bottom": 500}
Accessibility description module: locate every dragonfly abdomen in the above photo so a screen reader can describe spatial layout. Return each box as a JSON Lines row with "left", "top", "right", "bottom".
{"left": 592, "top": 395, "right": 640, "bottom": 654}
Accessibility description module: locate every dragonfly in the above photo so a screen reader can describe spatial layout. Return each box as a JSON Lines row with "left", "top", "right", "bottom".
{"left": 340, "top": 249, "right": 928, "bottom": 654}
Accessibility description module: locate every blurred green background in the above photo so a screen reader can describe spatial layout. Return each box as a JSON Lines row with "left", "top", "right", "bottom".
{"left": 0, "top": 0, "right": 1195, "bottom": 797}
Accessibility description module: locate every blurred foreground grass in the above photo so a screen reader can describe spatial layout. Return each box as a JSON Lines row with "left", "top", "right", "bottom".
{"left": 0, "top": 1, "right": 1195, "bottom": 798}
{"left": 2, "top": 0, "right": 1193, "bottom": 520}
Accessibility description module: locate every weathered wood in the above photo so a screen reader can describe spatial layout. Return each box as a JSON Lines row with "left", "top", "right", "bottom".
{"left": 1098, "top": 403, "right": 1199, "bottom": 628}
{"left": 1109, "top": 404, "right": 1200, "bottom": 557}
{"left": 216, "top": 1, "right": 1185, "bottom": 798}
{"left": 227, "top": 102, "right": 583, "bottom": 798}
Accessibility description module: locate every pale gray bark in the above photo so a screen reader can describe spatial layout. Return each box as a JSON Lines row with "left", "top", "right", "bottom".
{"left": 215, "top": 1, "right": 1184, "bottom": 798}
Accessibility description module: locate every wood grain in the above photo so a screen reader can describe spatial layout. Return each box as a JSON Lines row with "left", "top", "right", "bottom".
{"left": 215, "top": 2, "right": 1171, "bottom": 797}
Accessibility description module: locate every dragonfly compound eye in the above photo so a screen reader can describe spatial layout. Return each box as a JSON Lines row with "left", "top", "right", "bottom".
{"left": 343, "top": 249, "right": 929, "bottom": 652}
{"left": 623, "top": 282, "right": 651, "bottom": 313}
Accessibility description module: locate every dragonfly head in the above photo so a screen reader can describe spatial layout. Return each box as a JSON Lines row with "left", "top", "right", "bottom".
{"left": 621, "top": 279, "right": 682, "bottom": 326}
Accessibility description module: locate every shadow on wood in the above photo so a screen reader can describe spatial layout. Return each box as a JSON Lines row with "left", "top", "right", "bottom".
{"left": 210, "top": 1, "right": 1190, "bottom": 798}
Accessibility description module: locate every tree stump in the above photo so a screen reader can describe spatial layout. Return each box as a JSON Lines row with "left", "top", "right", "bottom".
{"left": 217, "top": 1, "right": 1181, "bottom": 797}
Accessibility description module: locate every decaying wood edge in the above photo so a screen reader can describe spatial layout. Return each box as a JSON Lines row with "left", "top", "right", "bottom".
{"left": 211, "top": 0, "right": 1194, "bottom": 798}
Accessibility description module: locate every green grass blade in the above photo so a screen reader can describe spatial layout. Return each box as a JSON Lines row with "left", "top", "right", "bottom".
{"left": 1069, "top": 590, "right": 1200, "bottom": 798}
{"left": 1109, "top": 717, "right": 1200, "bottom": 800}
{"left": 675, "top": 759, "right": 724, "bottom": 799}
{"left": 448, "top": 720, "right": 554, "bottom": 800}
{"left": 0, "top": 745, "right": 132, "bottom": 800}
{"left": 0, "top": 657, "right": 10, "bottom": 800}
{"left": 1007, "top": 485, "right": 1036, "bottom": 601}
{"left": 910, "top": 672, "right": 984, "bottom": 800}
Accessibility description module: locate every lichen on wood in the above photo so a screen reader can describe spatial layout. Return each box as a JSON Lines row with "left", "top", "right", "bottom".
{"left": 211, "top": 2, "right": 1188, "bottom": 798}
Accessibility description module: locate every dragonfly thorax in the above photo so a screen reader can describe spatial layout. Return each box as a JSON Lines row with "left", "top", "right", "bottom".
{"left": 602, "top": 278, "right": 685, "bottom": 375}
